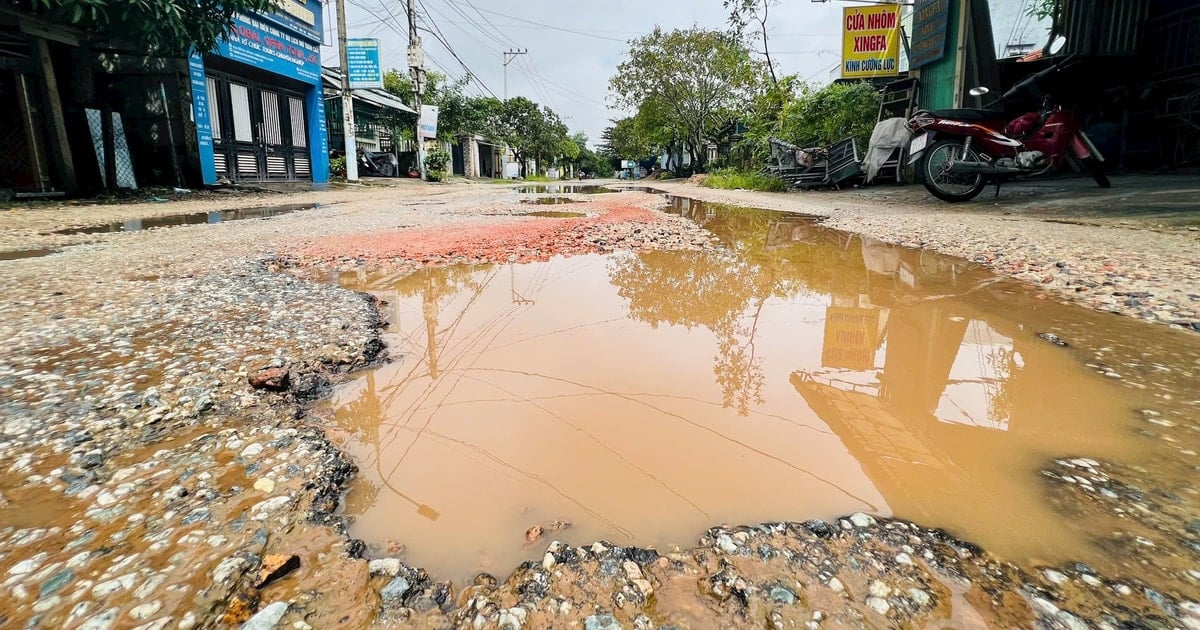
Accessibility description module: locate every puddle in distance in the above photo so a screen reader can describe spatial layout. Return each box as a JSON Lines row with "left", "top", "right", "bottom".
{"left": 514, "top": 185, "right": 615, "bottom": 194}
{"left": 327, "top": 198, "right": 1196, "bottom": 582}
{"left": 521, "top": 211, "right": 586, "bottom": 218}
{"left": 519, "top": 197, "right": 582, "bottom": 205}
{"left": 52, "top": 203, "right": 320, "bottom": 235}
{"left": 0, "top": 248, "right": 60, "bottom": 261}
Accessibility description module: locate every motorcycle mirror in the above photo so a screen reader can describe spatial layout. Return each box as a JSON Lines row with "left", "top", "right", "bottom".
{"left": 1049, "top": 35, "right": 1067, "bottom": 54}
{"left": 968, "top": 86, "right": 990, "bottom": 97}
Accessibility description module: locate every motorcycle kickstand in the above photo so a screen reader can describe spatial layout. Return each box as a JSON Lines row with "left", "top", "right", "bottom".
{"left": 992, "top": 181, "right": 1002, "bottom": 198}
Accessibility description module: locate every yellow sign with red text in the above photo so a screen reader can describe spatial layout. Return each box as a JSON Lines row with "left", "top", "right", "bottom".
{"left": 841, "top": 5, "right": 902, "bottom": 79}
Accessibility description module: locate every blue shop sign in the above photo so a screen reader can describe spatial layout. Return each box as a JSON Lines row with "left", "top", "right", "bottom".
{"left": 214, "top": 13, "right": 322, "bottom": 84}
{"left": 910, "top": 0, "right": 950, "bottom": 69}
{"left": 256, "top": 0, "right": 323, "bottom": 44}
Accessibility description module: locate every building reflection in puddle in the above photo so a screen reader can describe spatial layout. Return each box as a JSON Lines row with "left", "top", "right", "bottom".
{"left": 325, "top": 198, "right": 1158, "bottom": 581}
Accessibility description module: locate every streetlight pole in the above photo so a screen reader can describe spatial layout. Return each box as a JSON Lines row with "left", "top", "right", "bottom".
{"left": 335, "top": 0, "right": 358, "bottom": 181}
{"left": 503, "top": 49, "right": 526, "bottom": 100}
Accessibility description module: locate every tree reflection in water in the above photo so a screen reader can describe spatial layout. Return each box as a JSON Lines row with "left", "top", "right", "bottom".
{"left": 609, "top": 202, "right": 867, "bottom": 415}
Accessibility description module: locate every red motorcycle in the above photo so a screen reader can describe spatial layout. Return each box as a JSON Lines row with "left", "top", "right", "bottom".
{"left": 906, "top": 51, "right": 1109, "bottom": 202}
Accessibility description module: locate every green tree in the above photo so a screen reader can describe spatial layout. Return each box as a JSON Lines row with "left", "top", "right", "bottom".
{"left": 28, "top": 0, "right": 276, "bottom": 55}
{"left": 383, "top": 69, "right": 487, "bottom": 141}
{"left": 725, "top": 0, "right": 781, "bottom": 87}
{"left": 778, "top": 81, "right": 882, "bottom": 150}
{"left": 609, "top": 27, "right": 762, "bottom": 172}
{"left": 479, "top": 97, "right": 571, "bottom": 178}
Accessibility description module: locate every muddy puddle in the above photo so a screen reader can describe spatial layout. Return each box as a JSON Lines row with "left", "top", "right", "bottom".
{"left": 322, "top": 198, "right": 1199, "bottom": 585}
{"left": 522, "top": 211, "right": 587, "bottom": 218}
{"left": 0, "top": 247, "right": 60, "bottom": 261}
{"left": 51, "top": 203, "right": 321, "bottom": 235}
{"left": 519, "top": 197, "right": 581, "bottom": 205}
{"left": 514, "top": 184, "right": 615, "bottom": 194}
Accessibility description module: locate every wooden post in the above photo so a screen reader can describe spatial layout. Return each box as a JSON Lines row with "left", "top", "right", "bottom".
{"left": 33, "top": 37, "right": 76, "bottom": 192}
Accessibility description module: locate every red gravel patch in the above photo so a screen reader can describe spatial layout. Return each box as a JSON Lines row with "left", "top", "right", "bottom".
{"left": 292, "top": 199, "right": 666, "bottom": 266}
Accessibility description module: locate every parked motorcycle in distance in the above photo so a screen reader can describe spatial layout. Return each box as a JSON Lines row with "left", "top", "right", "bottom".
{"left": 906, "top": 37, "right": 1110, "bottom": 202}
{"left": 357, "top": 148, "right": 399, "bottom": 177}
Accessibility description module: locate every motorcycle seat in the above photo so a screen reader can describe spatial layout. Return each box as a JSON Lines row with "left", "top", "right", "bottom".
{"left": 929, "top": 108, "right": 1004, "bottom": 121}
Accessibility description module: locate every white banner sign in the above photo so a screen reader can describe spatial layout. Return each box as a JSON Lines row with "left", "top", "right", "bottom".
{"left": 418, "top": 105, "right": 439, "bottom": 139}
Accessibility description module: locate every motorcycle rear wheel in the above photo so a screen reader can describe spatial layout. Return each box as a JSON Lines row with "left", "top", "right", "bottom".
{"left": 1082, "top": 157, "right": 1110, "bottom": 188}
{"left": 921, "top": 139, "right": 986, "bottom": 203}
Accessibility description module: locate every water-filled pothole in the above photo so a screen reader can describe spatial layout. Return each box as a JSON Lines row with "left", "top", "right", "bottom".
{"left": 51, "top": 203, "right": 322, "bottom": 235}
{"left": 324, "top": 198, "right": 1196, "bottom": 586}
{"left": 519, "top": 197, "right": 582, "bottom": 205}
{"left": 0, "top": 248, "right": 60, "bottom": 261}
{"left": 515, "top": 185, "right": 615, "bottom": 194}
{"left": 521, "top": 211, "right": 586, "bottom": 218}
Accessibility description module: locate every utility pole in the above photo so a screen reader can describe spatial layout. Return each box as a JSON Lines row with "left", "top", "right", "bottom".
{"left": 335, "top": 0, "right": 358, "bottom": 181}
{"left": 408, "top": 0, "right": 427, "bottom": 180}
{"left": 503, "top": 49, "right": 526, "bottom": 100}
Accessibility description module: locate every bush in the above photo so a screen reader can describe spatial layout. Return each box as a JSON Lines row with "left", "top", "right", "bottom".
{"left": 329, "top": 156, "right": 346, "bottom": 178}
{"left": 702, "top": 168, "right": 787, "bottom": 192}
{"left": 424, "top": 147, "right": 451, "bottom": 182}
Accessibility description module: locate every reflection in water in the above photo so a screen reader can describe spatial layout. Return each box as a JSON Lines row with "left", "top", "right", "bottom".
{"left": 326, "top": 198, "right": 1175, "bottom": 582}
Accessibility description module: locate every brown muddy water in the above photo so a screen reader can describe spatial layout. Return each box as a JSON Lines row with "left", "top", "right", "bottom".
{"left": 514, "top": 184, "right": 616, "bottom": 194}
{"left": 322, "top": 199, "right": 1199, "bottom": 584}
{"left": 519, "top": 197, "right": 583, "bottom": 205}
{"left": 50, "top": 203, "right": 321, "bottom": 235}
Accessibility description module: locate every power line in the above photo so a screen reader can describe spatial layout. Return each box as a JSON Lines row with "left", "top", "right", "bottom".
{"left": 413, "top": 0, "right": 499, "bottom": 97}
{"left": 453, "top": 5, "right": 630, "bottom": 43}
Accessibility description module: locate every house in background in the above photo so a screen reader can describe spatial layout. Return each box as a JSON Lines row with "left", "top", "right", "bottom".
{"left": 189, "top": 0, "right": 329, "bottom": 184}
{"left": 322, "top": 66, "right": 416, "bottom": 167}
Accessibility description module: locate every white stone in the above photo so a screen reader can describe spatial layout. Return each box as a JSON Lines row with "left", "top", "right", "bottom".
{"left": 827, "top": 577, "right": 844, "bottom": 593}
{"left": 866, "top": 596, "right": 890, "bottom": 615}
{"left": 253, "top": 478, "right": 275, "bottom": 493}
{"left": 1043, "top": 569, "right": 1068, "bottom": 585}
{"left": 8, "top": 552, "right": 48, "bottom": 575}
{"left": 241, "top": 443, "right": 264, "bottom": 458}
{"left": 716, "top": 534, "right": 738, "bottom": 553}
{"left": 907, "top": 588, "right": 931, "bottom": 606}
{"left": 211, "top": 557, "right": 248, "bottom": 583}
{"left": 241, "top": 601, "right": 288, "bottom": 630}
{"left": 895, "top": 553, "right": 913, "bottom": 566}
{"left": 130, "top": 601, "right": 162, "bottom": 620}
{"left": 849, "top": 513, "right": 875, "bottom": 527}
{"left": 868, "top": 580, "right": 890, "bottom": 598}
{"left": 368, "top": 558, "right": 401, "bottom": 576}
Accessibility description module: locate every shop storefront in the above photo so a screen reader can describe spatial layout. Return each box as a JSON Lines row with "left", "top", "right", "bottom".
{"left": 188, "top": 1, "right": 329, "bottom": 184}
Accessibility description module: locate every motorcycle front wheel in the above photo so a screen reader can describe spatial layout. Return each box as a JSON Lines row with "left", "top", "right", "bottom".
{"left": 921, "top": 138, "right": 986, "bottom": 203}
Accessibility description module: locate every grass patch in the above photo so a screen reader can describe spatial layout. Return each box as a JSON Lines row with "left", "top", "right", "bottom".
{"left": 702, "top": 168, "right": 787, "bottom": 192}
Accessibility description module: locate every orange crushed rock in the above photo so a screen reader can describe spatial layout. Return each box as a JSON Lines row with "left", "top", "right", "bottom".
{"left": 293, "top": 200, "right": 663, "bottom": 266}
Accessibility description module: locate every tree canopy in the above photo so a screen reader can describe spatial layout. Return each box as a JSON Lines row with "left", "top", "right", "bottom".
{"left": 29, "top": 0, "right": 276, "bottom": 56}
{"left": 609, "top": 27, "right": 762, "bottom": 172}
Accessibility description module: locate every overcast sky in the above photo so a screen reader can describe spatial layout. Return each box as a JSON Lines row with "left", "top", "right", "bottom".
{"left": 319, "top": 1, "right": 1049, "bottom": 149}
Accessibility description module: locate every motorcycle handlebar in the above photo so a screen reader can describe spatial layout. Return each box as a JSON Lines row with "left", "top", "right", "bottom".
{"left": 986, "top": 54, "right": 1080, "bottom": 108}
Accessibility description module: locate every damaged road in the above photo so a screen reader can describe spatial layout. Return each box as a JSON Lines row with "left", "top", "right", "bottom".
{"left": 0, "top": 181, "right": 1198, "bottom": 629}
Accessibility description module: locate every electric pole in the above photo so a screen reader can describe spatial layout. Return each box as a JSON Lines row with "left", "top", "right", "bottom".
{"left": 408, "top": 0, "right": 427, "bottom": 180}
{"left": 503, "top": 49, "right": 526, "bottom": 100}
{"left": 335, "top": 0, "right": 358, "bottom": 181}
